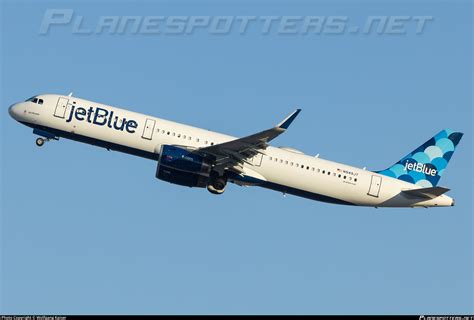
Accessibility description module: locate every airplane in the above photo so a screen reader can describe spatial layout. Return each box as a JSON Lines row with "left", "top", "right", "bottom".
{"left": 8, "top": 93, "right": 464, "bottom": 208}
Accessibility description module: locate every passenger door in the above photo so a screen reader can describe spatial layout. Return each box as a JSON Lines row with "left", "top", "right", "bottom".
{"left": 54, "top": 97, "right": 69, "bottom": 118}
{"left": 142, "top": 118, "right": 156, "bottom": 140}
{"left": 367, "top": 175, "right": 382, "bottom": 197}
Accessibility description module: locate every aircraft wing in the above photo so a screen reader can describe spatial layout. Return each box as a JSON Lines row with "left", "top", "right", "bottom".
{"left": 197, "top": 109, "right": 301, "bottom": 168}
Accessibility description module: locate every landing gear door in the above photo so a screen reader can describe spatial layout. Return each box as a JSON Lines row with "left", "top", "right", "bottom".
{"left": 368, "top": 175, "right": 382, "bottom": 197}
{"left": 54, "top": 97, "right": 69, "bottom": 118}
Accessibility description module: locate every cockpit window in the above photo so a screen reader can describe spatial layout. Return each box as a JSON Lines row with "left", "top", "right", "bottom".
{"left": 25, "top": 96, "right": 43, "bottom": 105}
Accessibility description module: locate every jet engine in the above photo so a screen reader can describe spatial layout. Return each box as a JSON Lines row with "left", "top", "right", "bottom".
{"left": 156, "top": 145, "right": 211, "bottom": 188}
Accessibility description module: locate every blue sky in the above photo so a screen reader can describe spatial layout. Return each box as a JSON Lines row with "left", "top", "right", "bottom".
{"left": 1, "top": 0, "right": 472, "bottom": 315}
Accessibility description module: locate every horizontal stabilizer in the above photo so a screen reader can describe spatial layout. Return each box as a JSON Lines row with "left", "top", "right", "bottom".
{"left": 402, "top": 186, "right": 450, "bottom": 199}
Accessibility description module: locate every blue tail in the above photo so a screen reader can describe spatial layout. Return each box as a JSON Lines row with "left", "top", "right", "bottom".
{"left": 377, "top": 129, "right": 464, "bottom": 187}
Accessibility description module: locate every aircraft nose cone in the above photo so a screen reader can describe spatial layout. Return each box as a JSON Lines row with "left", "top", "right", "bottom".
{"left": 8, "top": 103, "right": 20, "bottom": 120}
{"left": 451, "top": 198, "right": 455, "bottom": 206}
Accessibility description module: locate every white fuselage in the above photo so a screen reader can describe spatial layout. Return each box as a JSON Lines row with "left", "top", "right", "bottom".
{"left": 8, "top": 94, "right": 454, "bottom": 207}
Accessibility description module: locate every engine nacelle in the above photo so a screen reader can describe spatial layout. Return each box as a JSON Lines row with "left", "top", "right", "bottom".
{"left": 156, "top": 145, "right": 211, "bottom": 188}
{"left": 207, "top": 172, "right": 227, "bottom": 195}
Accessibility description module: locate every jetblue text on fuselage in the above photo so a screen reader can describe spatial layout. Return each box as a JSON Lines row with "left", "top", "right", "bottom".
{"left": 66, "top": 105, "right": 138, "bottom": 133}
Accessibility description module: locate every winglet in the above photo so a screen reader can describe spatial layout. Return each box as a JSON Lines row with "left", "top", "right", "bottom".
{"left": 277, "top": 109, "right": 301, "bottom": 130}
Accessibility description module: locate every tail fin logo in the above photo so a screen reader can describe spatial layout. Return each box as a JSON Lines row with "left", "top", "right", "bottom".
{"left": 404, "top": 161, "right": 437, "bottom": 177}
{"left": 377, "top": 129, "right": 463, "bottom": 187}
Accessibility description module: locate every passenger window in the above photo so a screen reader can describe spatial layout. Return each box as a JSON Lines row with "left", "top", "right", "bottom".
{"left": 338, "top": 174, "right": 341, "bottom": 178}
{"left": 327, "top": 171, "right": 331, "bottom": 175}
{"left": 322, "top": 170, "right": 325, "bottom": 174}
{"left": 285, "top": 161, "right": 288, "bottom": 165}
{"left": 280, "top": 159, "right": 283, "bottom": 163}
{"left": 344, "top": 176, "right": 347, "bottom": 179}
{"left": 306, "top": 166, "right": 309, "bottom": 170}
{"left": 354, "top": 178, "right": 358, "bottom": 182}
{"left": 290, "top": 162, "right": 293, "bottom": 166}
{"left": 177, "top": 133, "right": 181, "bottom": 138}
{"left": 269, "top": 157, "right": 272, "bottom": 160}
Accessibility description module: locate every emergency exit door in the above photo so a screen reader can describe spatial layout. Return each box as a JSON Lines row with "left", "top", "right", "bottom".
{"left": 367, "top": 175, "right": 382, "bottom": 197}
{"left": 142, "top": 118, "right": 156, "bottom": 140}
{"left": 250, "top": 154, "right": 263, "bottom": 167}
{"left": 54, "top": 97, "right": 69, "bottom": 118}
